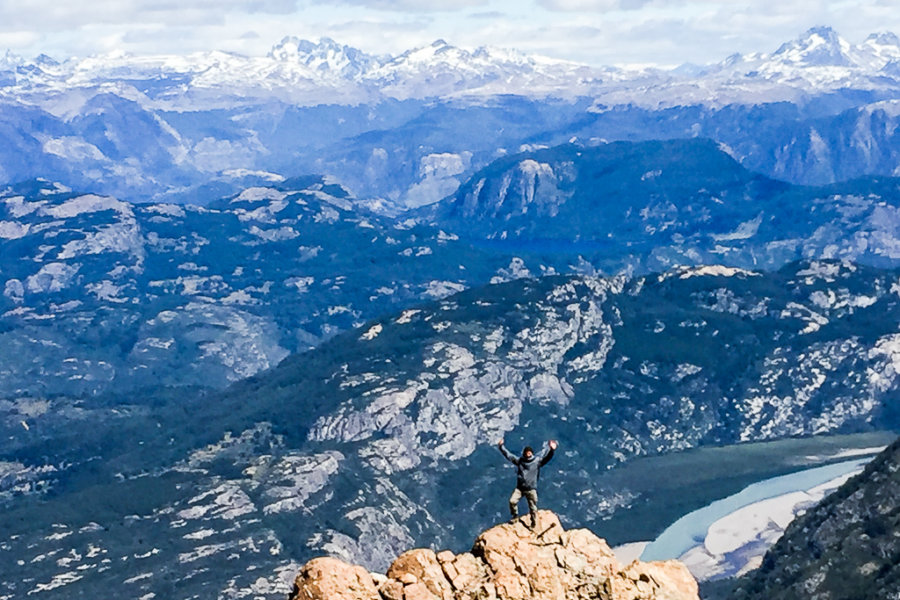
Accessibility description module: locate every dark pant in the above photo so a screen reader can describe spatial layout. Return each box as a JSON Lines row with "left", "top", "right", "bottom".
{"left": 509, "top": 487, "right": 538, "bottom": 521}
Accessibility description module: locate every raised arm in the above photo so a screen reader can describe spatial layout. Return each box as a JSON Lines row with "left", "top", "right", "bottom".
{"left": 498, "top": 440, "right": 518, "bottom": 464}
{"left": 539, "top": 440, "right": 558, "bottom": 466}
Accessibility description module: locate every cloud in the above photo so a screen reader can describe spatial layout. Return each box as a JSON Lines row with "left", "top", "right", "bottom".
{"left": 0, "top": 0, "right": 297, "bottom": 31}
{"left": 326, "top": 0, "right": 488, "bottom": 9}
{"left": 2, "top": 0, "right": 900, "bottom": 70}
{"left": 538, "top": 0, "right": 654, "bottom": 10}
{"left": 469, "top": 11, "right": 507, "bottom": 19}
{"left": 0, "top": 31, "right": 41, "bottom": 49}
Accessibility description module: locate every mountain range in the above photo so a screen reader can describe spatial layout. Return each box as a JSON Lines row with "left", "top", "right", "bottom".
{"left": 2, "top": 24, "right": 900, "bottom": 600}
{"left": 0, "top": 176, "right": 515, "bottom": 397}
{"left": 5, "top": 138, "right": 900, "bottom": 399}
{"left": 425, "top": 138, "right": 900, "bottom": 272}
{"left": 4, "top": 27, "right": 900, "bottom": 107}
{"left": 3, "top": 27, "right": 900, "bottom": 205}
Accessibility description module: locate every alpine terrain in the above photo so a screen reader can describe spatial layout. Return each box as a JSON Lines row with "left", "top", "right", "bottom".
{"left": 2, "top": 261, "right": 899, "bottom": 599}
{"left": 2, "top": 27, "right": 900, "bottom": 206}
{"left": 6, "top": 139, "right": 900, "bottom": 400}
{"left": 1, "top": 22, "right": 899, "bottom": 600}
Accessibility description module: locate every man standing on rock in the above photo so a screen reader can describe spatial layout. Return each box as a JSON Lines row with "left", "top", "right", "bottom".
{"left": 498, "top": 438, "right": 557, "bottom": 528}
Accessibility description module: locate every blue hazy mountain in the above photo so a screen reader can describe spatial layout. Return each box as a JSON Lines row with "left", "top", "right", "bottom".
{"left": 0, "top": 177, "right": 522, "bottom": 397}
{"left": 426, "top": 138, "right": 900, "bottom": 271}
{"left": 5, "top": 139, "right": 900, "bottom": 399}
{"left": 2, "top": 28, "right": 900, "bottom": 207}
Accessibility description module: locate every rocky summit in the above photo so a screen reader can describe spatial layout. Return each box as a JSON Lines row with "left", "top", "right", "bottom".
{"left": 291, "top": 510, "right": 698, "bottom": 600}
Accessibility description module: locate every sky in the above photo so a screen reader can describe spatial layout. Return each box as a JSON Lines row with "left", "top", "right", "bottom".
{"left": 0, "top": 0, "right": 899, "bottom": 67}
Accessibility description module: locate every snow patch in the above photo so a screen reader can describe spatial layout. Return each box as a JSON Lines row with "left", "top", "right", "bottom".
{"left": 422, "top": 280, "right": 466, "bottom": 299}
{"left": 222, "top": 168, "right": 285, "bottom": 182}
{"left": 360, "top": 324, "right": 382, "bottom": 340}
{"left": 144, "top": 204, "right": 185, "bottom": 218}
{"left": 285, "top": 276, "right": 314, "bottom": 293}
{"left": 231, "top": 187, "right": 288, "bottom": 204}
{"left": 42, "top": 194, "right": 131, "bottom": 219}
{"left": 664, "top": 265, "right": 761, "bottom": 280}
{"left": 395, "top": 309, "right": 421, "bottom": 324}
{"left": 0, "top": 221, "right": 30, "bottom": 239}
{"left": 25, "top": 262, "right": 80, "bottom": 293}
{"left": 42, "top": 137, "right": 105, "bottom": 161}
{"left": 711, "top": 214, "right": 763, "bottom": 241}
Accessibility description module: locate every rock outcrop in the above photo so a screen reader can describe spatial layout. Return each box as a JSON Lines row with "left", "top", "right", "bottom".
{"left": 291, "top": 511, "right": 699, "bottom": 600}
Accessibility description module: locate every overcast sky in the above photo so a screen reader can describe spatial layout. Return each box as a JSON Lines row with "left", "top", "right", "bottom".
{"left": 1, "top": 0, "right": 898, "bottom": 67}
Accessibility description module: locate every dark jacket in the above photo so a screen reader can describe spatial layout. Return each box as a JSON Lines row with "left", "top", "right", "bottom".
{"left": 499, "top": 443, "right": 555, "bottom": 491}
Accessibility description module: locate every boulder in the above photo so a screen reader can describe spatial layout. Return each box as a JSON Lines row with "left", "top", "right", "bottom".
{"left": 378, "top": 578, "right": 405, "bottom": 600}
{"left": 437, "top": 551, "right": 488, "bottom": 597}
{"left": 290, "top": 510, "right": 699, "bottom": 600}
{"left": 386, "top": 549, "right": 453, "bottom": 600}
{"left": 618, "top": 560, "right": 700, "bottom": 600}
{"left": 293, "top": 556, "right": 381, "bottom": 600}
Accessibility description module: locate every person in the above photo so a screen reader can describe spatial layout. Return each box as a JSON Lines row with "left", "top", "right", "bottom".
{"left": 498, "top": 438, "right": 558, "bottom": 528}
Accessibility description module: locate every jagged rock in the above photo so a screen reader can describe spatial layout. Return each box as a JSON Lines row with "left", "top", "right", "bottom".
{"left": 436, "top": 550, "right": 487, "bottom": 597}
{"left": 619, "top": 561, "right": 701, "bottom": 600}
{"left": 378, "top": 578, "right": 405, "bottom": 600}
{"left": 291, "top": 510, "right": 699, "bottom": 600}
{"left": 293, "top": 557, "right": 381, "bottom": 600}
{"left": 387, "top": 549, "right": 453, "bottom": 599}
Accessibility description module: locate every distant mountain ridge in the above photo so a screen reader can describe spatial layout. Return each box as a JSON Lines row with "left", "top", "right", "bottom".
{"left": 4, "top": 27, "right": 900, "bottom": 204}
{"left": 3, "top": 27, "right": 900, "bottom": 108}
{"left": 426, "top": 138, "right": 900, "bottom": 271}
{"left": 0, "top": 36, "right": 601, "bottom": 108}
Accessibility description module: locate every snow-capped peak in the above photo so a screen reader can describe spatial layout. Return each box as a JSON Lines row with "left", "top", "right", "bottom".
{"left": 0, "top": 50, "right": 23, "bottom": 70}
{"left": 772, "top": 26, "right": 853, "bottom": 67}
{"left": 857, "top": 32, "right": 900, "bottom": 70}
{"left": 386, "top": 39, "right": 468, "bottom": 68}
{"left": 698, "top": 26, "right": 900, "bottom": 98}
{"left": 865, "top": 31, "right": 900, "bottom": 47}
{"left": 268, "top": 36, "right": 378, "bottom": 79}
{"left": 33, "top": 53, "right": 61, "bottom": 67}
{"left": 378, "top": 39, "right": 579, "bottom": 80}
{"left": 4, "top": 28, "right": 900, "bottom": 112}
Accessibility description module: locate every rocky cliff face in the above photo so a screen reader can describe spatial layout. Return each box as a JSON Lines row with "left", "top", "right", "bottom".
{"left": 429, "top": 139, "right": 900, "bottom": 274}
{"left": 292, "top": 511, "right": 698, "bottom": 600}
{"left": 729, "top": 436, "right": 900, "bottom": 600}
